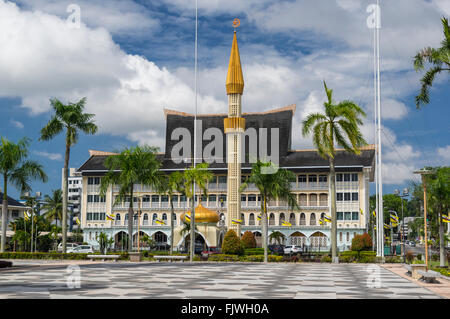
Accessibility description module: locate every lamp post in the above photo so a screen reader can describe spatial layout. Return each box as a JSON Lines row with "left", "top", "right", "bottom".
{"left": 394, "top": 188, "right": 409, "bottom": 263}
{"left": 388, "top": 210, "right": 399, "bottom": 256}
{"left": 22, "top": 191, "right": 41, "bottom": 253}
{"left": 414, "top": 169, "right": 432, "bottom": 271}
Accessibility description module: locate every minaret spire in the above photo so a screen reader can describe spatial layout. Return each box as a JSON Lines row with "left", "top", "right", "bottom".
{"left": 225, "top": 20, "right": 245, "bottom": 236}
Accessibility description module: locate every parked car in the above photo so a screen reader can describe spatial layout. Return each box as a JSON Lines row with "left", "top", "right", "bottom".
{"left": 284, "top": 245, "right": 302, "bottom": 255}
{"left": 57, "top": 243, "right": 78, "bottom": 252}
{"left": 202, "top": 247, "right": 220, "bottom": 255}
{"left": 71, "top": 245, "right": 94, "bottom": 253}
{"left": 269, "top": 245, "right": 285, "bottom": 255}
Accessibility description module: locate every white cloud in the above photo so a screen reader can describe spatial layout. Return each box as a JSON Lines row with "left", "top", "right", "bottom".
{"left": 0, "top": 0, "right": 224, "bottom": 147}
{"left": 437, "top": 145, "right": 450, "bottom": 161}
{"left": 14, "top": 0, "right": 159, "bottom": 35}
{"left": 10, "top": 119, "right": 24, "bottom": 129}
{"left": 33, "top": 150, "right": 62, "bottom": 161}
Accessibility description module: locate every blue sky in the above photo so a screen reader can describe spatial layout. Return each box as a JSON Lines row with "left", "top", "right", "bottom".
{"left": 0, "top": 0, "right": 449, "bottom": 200}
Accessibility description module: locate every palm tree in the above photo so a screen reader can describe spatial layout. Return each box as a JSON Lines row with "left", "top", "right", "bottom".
{"left": 302, "top": 81, "right": 367, "bottom": 263}
{"left": 158, "top": 172, "right": 183, "bottom": 254}
{"left": 99, "top": 145, "right": 162, "bottom": 252}
{"left": 428, "top": 167, "right": 450, "bottom": 267}
{"left": 414, "top": 17, "right": 450, "bottom": 109}
{"left": 39, "top": 97, "right": 97, "bottom": 253}
{"left": 0, "top": 137, "right": 47, "bottom": 252}
{"left": 42, "top": 189, "right": 63, "bottom": 226}
{"left": 175, "top": 163, "right": 213, "bottom": 261}
{"left": 269, "top": 231, "right": 286, "bottom": 245}
{"left": 241, "top": 161, "right": 298, "bottom": 263}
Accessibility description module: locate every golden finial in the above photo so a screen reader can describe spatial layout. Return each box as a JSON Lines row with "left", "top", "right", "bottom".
{"left": 233, "top": 18, "right": 240, "bottom": 30}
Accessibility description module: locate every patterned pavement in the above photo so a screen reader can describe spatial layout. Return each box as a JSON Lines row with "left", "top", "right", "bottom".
{"left": 0, "top": 262, "right": 443, "bottom": 299}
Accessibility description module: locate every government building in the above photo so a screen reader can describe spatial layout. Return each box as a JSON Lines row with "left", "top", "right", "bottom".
{"left": 76, "top": 30, "right": 375, "bottom": 252}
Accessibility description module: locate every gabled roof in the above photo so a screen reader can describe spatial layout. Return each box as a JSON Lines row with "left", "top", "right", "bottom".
{"left": 0, "top": 193, "right": 27, "bottom": 208}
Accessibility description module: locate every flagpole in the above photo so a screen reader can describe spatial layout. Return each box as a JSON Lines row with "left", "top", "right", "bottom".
{"left": 190, "top": 0, "right": 198, "bottom": 263}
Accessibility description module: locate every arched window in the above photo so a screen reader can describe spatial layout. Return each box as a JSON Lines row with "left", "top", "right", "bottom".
{"left": 241, "top": 213, "right": 245, "bottom": 225}
{"left": 152, "top": 213, "right": 157, "bottom": 225}
{"left": 346, "top": 232, "right": 350, "bottom": 242}
{"left": 172, "top": 213, "right": 177, "bottom": 226}
{"left": 269, "top": 213, "right": 275, "bottom": 226}
{"left": 279, "top": 213, "right": 285, "bottom": 226}
{"left": 143, "top": 213, "right": 149, "bottom": 225}
{"left": 116, "top": 214, "right": 121, "bottom": 220}
{"left": 289, "top": 213, "right": 296, "bottom": 225}
{"left": 249, "top": 213, "right": 255, "bottom": 226}
{"left": 300, "top": 213, "right": 306, "bottom": 226}
{"left": 162, "top": 213, "right": 167, "bottom": 222}
{"left": 89, "top": 232, "right": 92, "bottom": 240}
{"left": 310, "top": 213, "right": 316, "bottom": 226}
{"left": 319, "top": 194, "right": 328, "bottom": 206}
{"left": 339, "top": 232, "right": 343, "bottom": 242}
{"left": 299, "top": 194, "right": 307, "bottom": 206}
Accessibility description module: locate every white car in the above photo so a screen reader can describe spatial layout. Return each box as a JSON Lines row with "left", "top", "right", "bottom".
{"left": 57, "top": 243, "right": 78, "bottom": 252}
{"left": 284, "top": 245, "right": 302, "bottom": 255}
{"left": 71, "top": 245, "right": 94, "bottom": 253}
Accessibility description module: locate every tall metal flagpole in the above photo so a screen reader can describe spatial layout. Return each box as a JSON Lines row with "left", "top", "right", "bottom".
{"left": 376, "top": 0, "right": 384, "bottom": 259}
{"left": 189, "top": 0, "right": 198, "bottom": 262}
{"left": 373, "top": 7, "right": 379, "bottom": 254}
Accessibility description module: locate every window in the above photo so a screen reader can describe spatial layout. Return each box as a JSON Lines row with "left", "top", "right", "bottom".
{"left": 308, "top": 175, "right": 317, "bottom": 183}
{"left": 87, "top": 195, "right": 105, "bottom": 203}
{"left": 339, "top": 232, "right": 343, "bottom": 242}
{"left": 241, "top": 195, "right": 246, "bottom": 202}
{"left": 300, "top": 213, "right": 306, "bottom": 225}
{"left": 343, "top": 174, "right": 351, "bottom": 182}
{"left": 336, "top": 174, "right": 343, "bottom": 182}
{"left": 161, "top": 195, "right": 169, "bottom": 203}
{"left": 337, "top": 193, "right": 343, "bottom": 201}
{"left": 344, "top": 193, "right": 351, "bottom": 201}
{"left": 337, "top": 212, "right": 344, "bottom": 220}
{"left": 249, "top": 213, "right": 255, "bottom": 226}
{"left": 298, "top": 175, "right": 307, "bottom": 183}
{"left": 180, "top": 195, "right": 186, "bottom": 202}
{"left": 351, "top": 173, "right": 358, "bottom": 182}
{"left": 218, "top": 176, "right": 227, "bottom": 184}
{"left": 86, "top": 212, "right": 105, "bottom": 221}
{"left": 344, "top": 212, "right": 352, "bottom": 221}
{"left": 151, "top": 195, "right": 159, "bottom": 203}
{"left": 208, "top": 195, "right": 217, "bottom": 202}
{"left": 12, "top": 210, "right": 19, "bottom": 218}
{"left": 352, "top": 212, "right": 359, "bottom": 221}
{"left": 352, "top": 193, "right": 359, "bottom": 201}
{"left": 248, "top": 195, "right": 256, "bottom": 202}
{"left": 88, "top": 177, "right": 100, "bottom": 185}
{"left": 319, "top": 175, "right": 328, "bottom": 183}
{"left": 310, "top": 213, "right": 316, "bottom": 226}
{"left": 346, "top": 232, "right": 350, "bottom": 242}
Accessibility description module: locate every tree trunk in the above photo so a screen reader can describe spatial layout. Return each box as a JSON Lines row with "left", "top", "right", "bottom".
{"left": 262, "top": 196, "right": 268, "bottom": 263}
{"left": 128, "top": 187, "right": 134, "bottom": 252}
{"left": 170, "top": 196, "right": 174, "bottom": 255}
{"left": 189, "top": 190, "right": 195, "bottom": 262}
{"left": 439, "top": 211, "right": 445, "bottom": 267}
{"left": 62, "top": 136, "right": 70, "bottom": 253}
{"left": 329, "top": 157, "right": 338, "bottom": 263}
{"left": 1, "top": 176, "right": 8, "bottom": 252}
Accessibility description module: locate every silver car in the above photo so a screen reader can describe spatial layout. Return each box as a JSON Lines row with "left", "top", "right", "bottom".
{"left": 71, "top": 245, "right": 94, "bottom": 253}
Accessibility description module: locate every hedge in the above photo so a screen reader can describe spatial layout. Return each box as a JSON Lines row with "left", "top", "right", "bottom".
{"left": 244, "top": 248, "right": 264, "bottom": 256}
{"left": 207, "top": 254, "right": 283, "bottom": 263}
{"left": 0, "top": 252, "right": 129, "bottom": 260}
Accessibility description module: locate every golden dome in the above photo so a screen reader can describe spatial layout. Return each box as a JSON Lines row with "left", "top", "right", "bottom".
{"left": 226, "top": 31, "right": 244, "bottom": 95}
{"left": 180, "top": 204, "right": 220, "bottom": 224}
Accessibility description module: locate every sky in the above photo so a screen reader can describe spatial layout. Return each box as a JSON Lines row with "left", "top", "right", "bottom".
{"left": 0, "top": 0, "right": 449, "bottom": 200}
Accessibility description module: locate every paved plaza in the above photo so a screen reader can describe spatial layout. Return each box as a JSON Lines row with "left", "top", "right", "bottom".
{"left": 0, "top": 261, "right": 445, "bottom": 299}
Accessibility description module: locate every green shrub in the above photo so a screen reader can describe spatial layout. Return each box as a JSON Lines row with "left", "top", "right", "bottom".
{"left": 431, "top": 254, "right": 439, "bottom": 262}
{"left": 268, "top": 255, "right": 283, "bottom": 262}
{"left": 222, "top": 230, "right": 244, "bottom": 255}
{"left": 244, "top": 248, "right": 264, "bottom": 256}
{"left": 416, "top": 253, "right": 422, "bottom": 261}
{"left": 385, "top": 256, "right": 402, "bottom": 263}
{"left": 241, "top": 231, "right": 257, "bottom": 249}
{"left": 208, "top": 254, "right": 241, "bottom": 262}
{"left": 244, "top": 255, "right": 264, "bottom": 262}
{"left": 321, "top": 255, "right": 332, "bottom": 263}
{"left": 283, "top": 255, "right": 300, "bottom": 263}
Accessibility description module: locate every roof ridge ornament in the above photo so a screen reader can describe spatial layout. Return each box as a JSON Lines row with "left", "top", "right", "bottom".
{"left": 233, "top": 18, "right": 240, "bottom": 30}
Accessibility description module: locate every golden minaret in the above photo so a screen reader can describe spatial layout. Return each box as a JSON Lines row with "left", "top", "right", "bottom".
{"left": 224, "top": 29, "right": 245, "bottom": 236}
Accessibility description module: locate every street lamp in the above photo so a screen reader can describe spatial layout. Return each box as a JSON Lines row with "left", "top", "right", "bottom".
{"left": 394, "top": 188, "right": 409, "bottom": 263}
{"left": 22, "top": 191, "right": 41, "bottom": 253}
{"left": 388, "top": 210, "right": 399, "bottom": 256}
{"left": 414, "top": 169, "right": 433, "bottom": 271}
